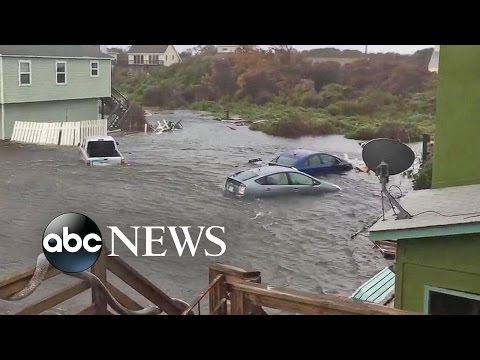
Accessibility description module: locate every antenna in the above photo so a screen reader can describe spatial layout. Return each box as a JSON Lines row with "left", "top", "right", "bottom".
{"left": 362, "top": 138, "right": 415, "bottom": 221}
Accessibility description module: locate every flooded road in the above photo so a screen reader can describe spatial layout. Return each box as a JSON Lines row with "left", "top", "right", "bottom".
{"left": 0, "top": 111, "right": 419, "bottom": 313}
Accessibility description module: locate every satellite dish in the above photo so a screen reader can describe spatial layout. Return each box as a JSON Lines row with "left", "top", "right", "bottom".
{"left": 361, "top": 138, "right": 415, "bottom": 221}
{"left": 362, "top": 138, "right": 415, "bottom": 175}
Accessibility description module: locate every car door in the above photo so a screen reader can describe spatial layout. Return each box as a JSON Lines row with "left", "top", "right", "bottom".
{"left": 319, "top": 154, "right": 338, "bottom": 171}
{"left": 287, "top": 172, "right": 315, "bottom": 194}
{"left": 303, "top": 154, "right": 323, "bottom": 175}
{"left": 262, "top": 172, "right": 291, "bottom": 196}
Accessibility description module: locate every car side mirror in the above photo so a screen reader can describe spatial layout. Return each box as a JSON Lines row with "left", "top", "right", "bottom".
{"left": 77, "top": 142, "right": 81, "bottom": 147}
{"left": 116, "top": 141, "right": 119, "bottom": 145}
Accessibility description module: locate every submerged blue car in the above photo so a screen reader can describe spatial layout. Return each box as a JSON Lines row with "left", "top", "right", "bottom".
{"left": 269, "top": 149, "right": 353, "bottom": 175}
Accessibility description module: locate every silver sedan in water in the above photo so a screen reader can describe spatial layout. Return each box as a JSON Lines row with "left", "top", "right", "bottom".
{"left": 224, "top": 165, "right": 341, "bottom": 198}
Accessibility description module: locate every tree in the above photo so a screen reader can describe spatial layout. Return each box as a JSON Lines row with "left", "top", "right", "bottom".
{"left": 209, "top": 59, "right": 237, "bottom": 98}
{"left": 180, "top": 49, "right": 193, "bottom": 59}
{"left": 193, "top": 45, "right": 217, "bottom": 56}
{"left": 268, "top": 45, "right": 296, "bottom": 64}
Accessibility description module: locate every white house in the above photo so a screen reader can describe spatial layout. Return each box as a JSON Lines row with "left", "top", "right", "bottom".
{"left": 216, "top": 45, "right": 240, "bottom": 53}
{"left": 127, "top": 45, "right": 182, "bottom": 66}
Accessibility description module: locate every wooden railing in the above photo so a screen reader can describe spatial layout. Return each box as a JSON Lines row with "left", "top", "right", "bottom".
{"left": 1, "top": 258, "right": 417, "bottom": 315}
{"left": 0, "top": 249, "right": 185, "bottom": 315}
{"left": 200, "top": 263, "right": 417, "bottom": 315}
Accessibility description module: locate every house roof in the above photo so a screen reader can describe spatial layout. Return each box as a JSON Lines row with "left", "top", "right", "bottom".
{"left": 369, "top": 183, "right": 480, "bottom": 241}
{"left": 128, "top": 45, "right": 169, "bottom": 54}
{"left": 0, "top": 45, "right": 113, "bottom": 59}
{"left": 350, "top": 266, "right": 395, "bottom": 305}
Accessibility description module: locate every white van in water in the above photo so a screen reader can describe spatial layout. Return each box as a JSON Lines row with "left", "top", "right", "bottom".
{"left": 79, "top": 136, "right": 126, "bottom": 166}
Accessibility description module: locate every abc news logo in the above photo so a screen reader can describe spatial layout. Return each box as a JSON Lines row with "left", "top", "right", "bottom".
{"left": 42, "top": 213, "right": 227, "bottom": 273}
{"left": 42, "top": 213, "right": 103, "bottom": 273}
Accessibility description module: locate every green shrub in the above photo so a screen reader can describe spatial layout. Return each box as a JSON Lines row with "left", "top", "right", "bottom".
{"left": 413, "top": 160, "right": 433, "bottom": 190}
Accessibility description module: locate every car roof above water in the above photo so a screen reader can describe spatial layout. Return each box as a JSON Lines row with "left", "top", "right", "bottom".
{"left": 280, "top": 149, "right": 318, "bottom": 158}
{"left": 85, "top": 136, "right": 116, "bottom": 142}
{"left": 234, "top": 165, "right": 298, "bottom": 178}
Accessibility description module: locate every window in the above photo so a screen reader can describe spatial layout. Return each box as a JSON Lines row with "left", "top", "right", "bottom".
{"left": 275, "top": 155, "right": 296, "bottom": 167}
{"left": 172, "top": 55, "right": 174, "bottom": 60}
{"left": 165, "top": 54, "right": 168, "bottom": 61}
{"left": 425, "top": 286, "right": 480, "bottom": 315}
{"left": 18, "top": 60, "right": 31, "bottom": 86}
{"left": 56, "top": 61, "right": 67, "bottom": 85}
{"left": 133, "top": 55, "right": 144, "bottom": 64}
{"left": 265, "top": 173, "right": 289, "bottom": 185}
{"left": 90, "top": 61, "right": 99, "bottom": 77}
{"left": 307, "top": 155, "right": 322, "bottom": 166}
{"left": 255, "top": 177, "right": 267, "bottom": 185}
{"left": 289, "top": 173, "right": 314, "bottom": 186}
{"left": 152, "top": 55, "right": 159, "bottom": 65}
{"left": 87, "top": 141, "right": 119, "bottom": 158}
{"left": 319, "top": 154, "right": 337, "bottom": 165}
{"left": 236, "top": 171, "right": 258, "bottom": 182}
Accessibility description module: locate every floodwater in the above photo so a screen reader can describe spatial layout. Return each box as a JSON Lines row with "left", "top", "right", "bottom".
{"left": 0, "top": 110, "right": 420, "bottom": 314}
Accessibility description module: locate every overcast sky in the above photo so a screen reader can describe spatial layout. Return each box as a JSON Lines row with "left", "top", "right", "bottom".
{"left": 110, "top": 45, "right": 432, "bottom": 54}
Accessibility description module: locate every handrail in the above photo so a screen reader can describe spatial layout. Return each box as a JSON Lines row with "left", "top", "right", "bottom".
{"left": 208, "top": 263, "right": 419, "bottom": 315}
{"left": 111, "top": 87, "right": 129, "bottom": 105}
{"left": 0, "top": 251, "right": 186, "bottom": 315}
{"left": 230, "top": 281, "right": 415, "bottom": 315}
{"left": 182, "top": 274, "right": 224, "bottom": 315}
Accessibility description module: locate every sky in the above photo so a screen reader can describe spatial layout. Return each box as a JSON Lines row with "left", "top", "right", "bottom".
{"left": 109, "top": 45, "right": 432, "bottom": 54}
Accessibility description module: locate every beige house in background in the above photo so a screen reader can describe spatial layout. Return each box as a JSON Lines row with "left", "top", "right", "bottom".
{"left": 127, "top": 45, "right": 181, "bottom": 66}
{"left": 216, "top": 45, "right": 240, "bottom": 53}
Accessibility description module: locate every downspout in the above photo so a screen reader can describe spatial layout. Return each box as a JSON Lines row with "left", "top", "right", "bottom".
{"left": 0, "top": 54, "right": 5, "bottom": 140}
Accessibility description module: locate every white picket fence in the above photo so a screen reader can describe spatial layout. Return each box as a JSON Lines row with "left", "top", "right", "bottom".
{"left": 11, "top": 120, "right": 107, "bottom": 146}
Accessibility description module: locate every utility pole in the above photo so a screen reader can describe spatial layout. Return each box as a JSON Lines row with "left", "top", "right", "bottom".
{"left": 365, "top": 45, "right": 368, "bottom": 55}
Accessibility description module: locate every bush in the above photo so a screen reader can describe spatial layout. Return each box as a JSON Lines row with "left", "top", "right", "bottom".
{"left": 260, "top": 115, "right": 337, "bottom": 138}
{"left": 121, "top": 102, "right": 147, "bottom": 132}
{"left": 413, "top": 160, "right": 433, "bottom": 190}
{"left": 345, "top": 126, "right": 377, "bottom": 140}
{"left": 346, "top": 121, "right": 422, "bottom": 143}
{"left": 375, "top": 122, "right": 421, "bottom": 142}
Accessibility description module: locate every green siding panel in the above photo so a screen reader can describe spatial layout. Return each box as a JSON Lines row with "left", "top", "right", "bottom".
{"left": 2, "top": 57, "right": 111, "bottom": 103}
{"left": 400, "top": 263, "right": 480, "bottom": 313}
{"left": 3, "top": 99, "right": 99, "bottom": 139}
{"left": 395, "top": 234, "right": 480, "bottom": 312}
{"left": 432, "top": 46, "right": 480, "bottom": 189}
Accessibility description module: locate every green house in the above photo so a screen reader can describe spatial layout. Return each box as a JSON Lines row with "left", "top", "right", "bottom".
{"left": 0, "top": 45, "right": 113, "bottom": 140}
{"left": 368, "top": 45, "right": 480, "bottom": 315}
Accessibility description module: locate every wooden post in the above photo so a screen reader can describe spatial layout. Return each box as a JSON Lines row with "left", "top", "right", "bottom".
{"left": 422, "top": 134, "right": 431, "bottom": 162}
{"left": 208, "top": 263, "right": 262, "bottom": 315}
{"left": 208, "top": 267, "right": 227, "bottom": 315}
{"left": 229, "top": 288, "right": 245, "bottom": 315}
{"left": 91, "top": 247, "right": 108, "bottom": 314}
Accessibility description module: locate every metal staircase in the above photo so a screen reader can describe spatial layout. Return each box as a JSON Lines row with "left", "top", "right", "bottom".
{"left": 104, "top": 87, "right": 130, "bottom": 131}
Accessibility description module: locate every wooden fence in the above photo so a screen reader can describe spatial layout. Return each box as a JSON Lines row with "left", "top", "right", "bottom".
{"left": 10, "top": 120, "right": 107, "bottom": 146}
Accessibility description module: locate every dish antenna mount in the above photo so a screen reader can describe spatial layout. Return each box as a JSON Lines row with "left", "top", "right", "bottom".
{"left": 362, "top": 138, "right": 415, "bottom": 221}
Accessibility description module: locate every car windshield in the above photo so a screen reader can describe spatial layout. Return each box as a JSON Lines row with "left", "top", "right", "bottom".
{"left": 235, "top": 170, "right": 258, "bottom": 181}
{"left": 87, "top": 141, "right": 118, "bottom": 157}
{"left": 275, "top": 155, "right": 296, "bottom": 166}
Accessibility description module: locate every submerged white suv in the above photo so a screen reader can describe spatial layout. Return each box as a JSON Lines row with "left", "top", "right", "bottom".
{"left": 79, "top": 136, "right": 126, "bottom": 166}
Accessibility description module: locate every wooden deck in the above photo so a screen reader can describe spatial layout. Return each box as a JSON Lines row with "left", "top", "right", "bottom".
{"left": 0, "top": 250, "right": 417, "bottom": 315}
